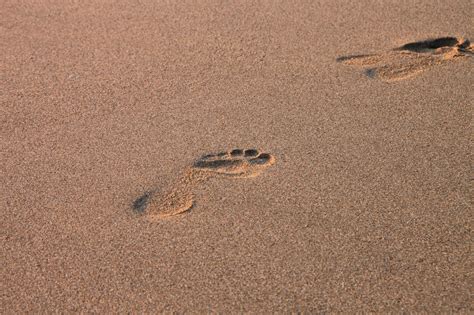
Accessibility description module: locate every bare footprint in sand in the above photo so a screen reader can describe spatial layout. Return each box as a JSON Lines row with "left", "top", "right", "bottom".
{"left": 193, "top": 149, "right": 275, "bottom": 177}
{"left": 132, "top": 148, "right": 275, "bottom": 221}
{"left": 337, "top": 36, "right": 473, "bottom": 82}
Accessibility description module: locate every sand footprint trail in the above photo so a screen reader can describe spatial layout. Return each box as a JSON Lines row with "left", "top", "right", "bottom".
{"left": 338, "top": 36, "right": 473, "bottom": 82}
{"left": 134, "top": 149, "right": 275, "bottom": 221}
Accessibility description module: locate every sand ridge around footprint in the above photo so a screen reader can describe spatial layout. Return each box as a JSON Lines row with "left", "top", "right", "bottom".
{"left": 337, "top": 36, "right": 473, "bottom": 82}
{"left": 133, "top": 148, "right": 276, "bottom": 221}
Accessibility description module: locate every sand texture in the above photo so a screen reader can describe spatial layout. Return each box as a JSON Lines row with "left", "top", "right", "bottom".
{"left": 1, "top": 0, "right": 473, "bottom": 313}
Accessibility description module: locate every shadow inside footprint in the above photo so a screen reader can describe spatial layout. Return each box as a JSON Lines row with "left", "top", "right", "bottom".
{"left": 365, "top": 68, "right": 377, "bottom": 78}
{"left": 230, "top": 149, "right": 243, "bottom": 156}
{"left": 396, "top": 37, "right": 460, "bottom": 52}
{"left": 132, "top": 191, "right": 152, "bottom": 213}
{"left": 244, "top": 149, "right": 259, "bottom": 157}
{"left": 193, "top": 148, "right": 275, "bottom": 176}
{"left": 193, "top": 159, "right": 242, "bottom": 169}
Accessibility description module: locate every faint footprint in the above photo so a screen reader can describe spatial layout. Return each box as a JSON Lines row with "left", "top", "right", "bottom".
{"left": 337, "top": 36, "right": 473, "bottom": 82}
{"left": 133, "top": 148, "right": 275, "bottom": 221}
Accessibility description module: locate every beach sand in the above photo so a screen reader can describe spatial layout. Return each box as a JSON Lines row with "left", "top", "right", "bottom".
{"left": 1, "top": 0, "right": 472, "bottom": 312}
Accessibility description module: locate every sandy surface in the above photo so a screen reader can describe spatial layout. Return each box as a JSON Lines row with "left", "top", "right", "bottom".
{"left": 1, "top": 1, "right": 473, "bottom": 313}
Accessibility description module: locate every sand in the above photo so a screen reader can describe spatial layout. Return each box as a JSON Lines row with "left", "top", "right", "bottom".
{"left": 1, "top": 0, "right": 473, "bottom": 313}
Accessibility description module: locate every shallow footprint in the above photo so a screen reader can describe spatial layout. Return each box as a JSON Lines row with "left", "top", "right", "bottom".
{"left": 338, "top": 36, "right": 472, "bottom": 82}
{"left": 135, "top": 148, "right": 275, "bottom": 220}
{"left": 193, "top": 148, "right": 276, "bottom": 178}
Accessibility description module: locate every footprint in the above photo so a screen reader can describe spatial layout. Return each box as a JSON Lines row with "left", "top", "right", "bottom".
{"left": 395, "top": 37, "right": 467, "bottom": 53}
{"left": 337, "top": 36, "right": 472, "bottom": 82}
{"left": 133, "top": 148, "right": 275, "bottom": 221}
{"left": 193, "top": 149, "right": 276, "bottom": 177}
